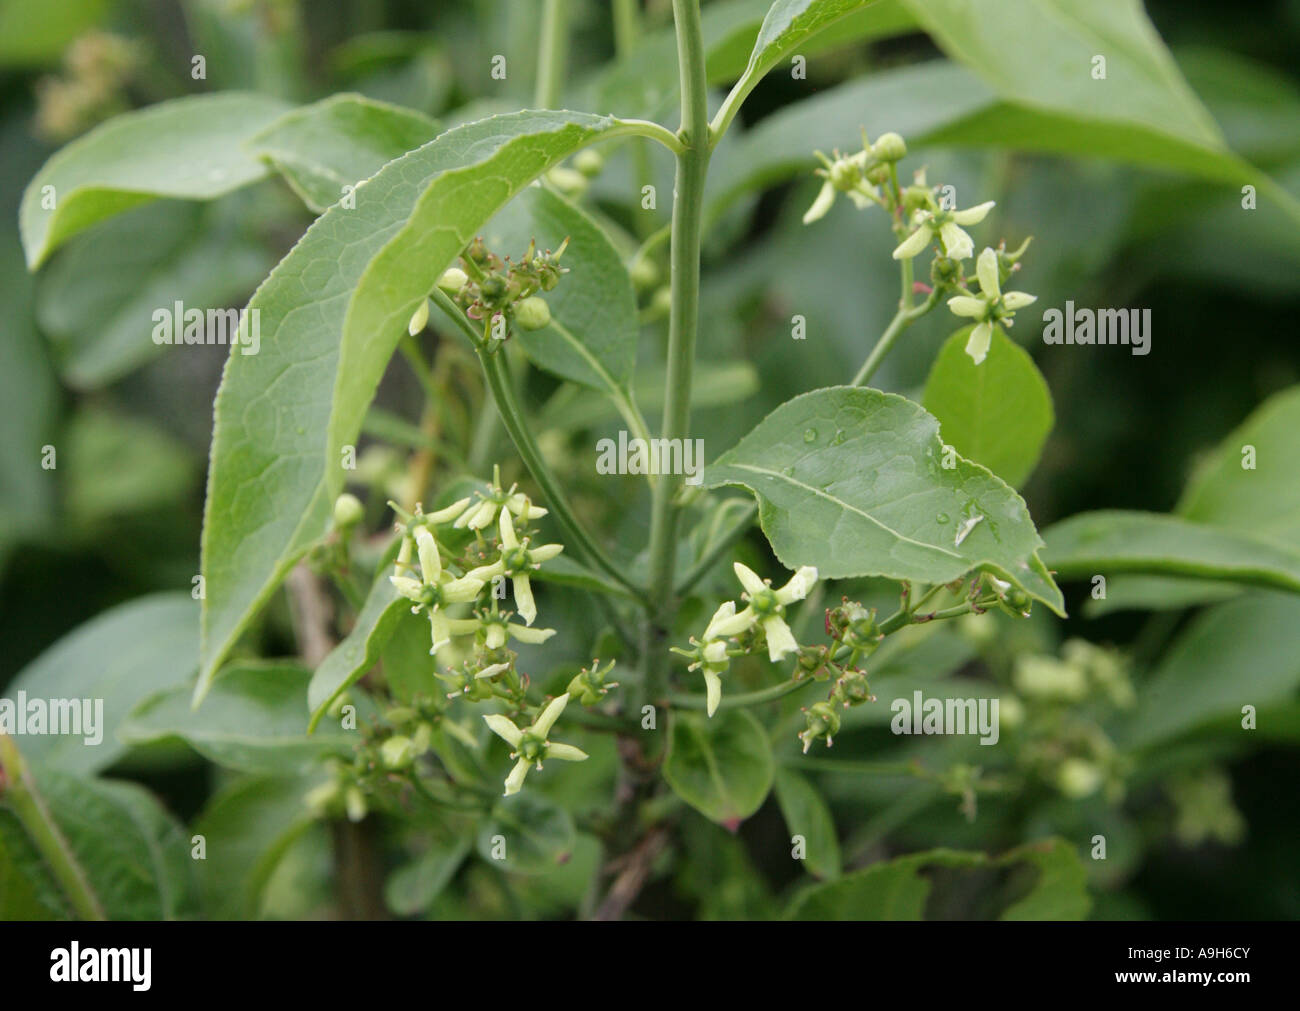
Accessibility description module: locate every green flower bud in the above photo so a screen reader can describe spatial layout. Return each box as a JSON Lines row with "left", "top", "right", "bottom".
{"left": 832, "top": 669, "right": 872, "bottom": 707}
{"left": 437, "top": 267, "right": 469, "bottom": 293}
{"left": 547, "top": 166, "right": 588, "bottom": 197}
{"left": 333, "top": 492, "right": 364, "bottom": 529}
{"left": 1056, "top": 757, "right": 1102, "bottom": 798}
{"left": 573, "top": 148, "right": 605, "bottom": 178}
{"left": 651, "top": 286, "right": 672, "bottom": 316}
{"left": 629, "top": 257, "right": 660, "bottom": 293}
{"left": 872, "top": 131, "right": 907, "bottom": 162}
{"left": 902, "top": 184, "right": 934, "bottom": 215}
{"left": 304, "top": 779, "right": 341, "bottom": 818}
{"left": 515, "top": 296, "right": 551, "bottom": 331}
{"left": 865, "top": 162, "right": 891, "bottom": 186}
{"left": 381, "top": 735, "right": 416, "bottom": 769}
{"left": 384, "top": 705, "right": 416, "bottom": 725}
{"left": 345, "top": 785, "right": 368, "bottom": 822}
{"left": 412, "top": 722, "right": 433, "bottom": 755}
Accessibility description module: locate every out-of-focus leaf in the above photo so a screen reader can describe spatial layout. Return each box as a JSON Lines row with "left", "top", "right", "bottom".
{"left": 774, "top": 768, "right": 841, "bottom": 878}
{"left": 922, "top": 326, "right": 1053, "bottom": 488}
{"left": 0, "top": 0, "right": 107, "bottom": 67}
{"left": 476, "top": 791, "right": 574, "bottom": 875}
{"left": 707, "top": 387, "right": 1064, "bottom": 613}
{"left": 386, "top": 836, "right": 472, "bottom": 916}
{"left": 20, "top": 92, "right": 291, "bottom": 268}
{"left": 5, "top": 593, "right": 198, "bottom": 775}
{"left": 664, "top": 709, "right": 774, "bottom": 827}
{"left": 1084, "top": 574, "right": 1241, "bottom": 617}
{"left": 123, "top": 662, "right": 353, "bottom": 774}
{"left": 307, "top": 577, "right": 403, "bottom": 731}
{"left": 539, "top": 360, "right": 760, "bottom": 430}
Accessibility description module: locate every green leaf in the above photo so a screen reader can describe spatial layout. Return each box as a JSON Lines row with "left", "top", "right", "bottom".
{"left": 6, "top": 593, "right": 198, "bottom": 775}
{"left": 248, "top": 93, "right": 439, "bottom": 212}
{"left": 530, "top": 553, "right": 640, "bottom": 602}
{"left": 734, "top": 1, "right": 880, "bottom": 104}
{"left": 663, "top": 709, "right": 774, "bottom": 827}
{"left": 706, "top": 386, "right": 1064, "bottom": 614}
{"left": 35, "top": 201, "right": 272, "bottom": 388}
{"left": 0, "top": 0, "right": 107, "bottom": 67}
{"left": 123, "top": 662, "right": 353, "bottom": 774}
{"left": 479, "top": 185, "right": 638, "bottom": 395}
{"left": 1123, "top": 592, "right": 1300, "bottom": 749}
{"left": 20, "top": 92, "right": 291, "bottom": 269}
{"left": 191, "top": 773, "right": 315, "bottom": 919}
{"left": 0, "top": 739, "right": 199, "bottom": 920}
{"left": 774, "top": 768, "right": 841, "bottom": 878}
{"left": 786, "top": 838, "right": 1088, "bottom": 919}
{"left": 539, "top": 360, "right": 759, "bottom": 430}
{"left": 1042, "top": 510, "right": 1300, "bottom": 595}
{"left": 307, "top": 577, "right": 404, "bottom": 731}
{"left": 1084, "top": 574, "right": 1241, "bottom": 617}
{"left": 1177, "top": 385, "right": 1300, "bottom": 551}
{"left": 386, "top": 836, "right": 472, "bottom": 916}
{"left": 199, "top": 110, "right": 644, "bottom": 701}
{"left": 476, "top": 791, "right": 575, "bottom": 875}
{"left": 922, "top": 326, "right": 1053, "bottom": 488}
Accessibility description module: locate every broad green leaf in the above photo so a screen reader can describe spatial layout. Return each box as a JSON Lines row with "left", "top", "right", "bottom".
{"left": 922, "top": 326, "right": 1053, "bottom": 488}
{"left": 1177, "top": 385, "right": 1300, "bottom": 550}
{"left": 200, "top": 110, "right": 645, "bottom": 700}
{"left": 191, "top": 773, "right": 316, "bottom": 919}
{"left": 530, "top": 553, "right": 640, "bottom": 602}
{"left": 774, "top": 768, "right": 841, "bottom": 878}
{"left": 6, "top": 593, "right": 198, "bottom": 775}
{"left": 786, "top": 838, "right": 1088, "bottom": 919}
{"left": 1084, "top": 575, "right": 1240, "bottom": 617}
{"left": 1042, "top": 511, "right": 1300, "bottom": 595}
{"left": 20, "top": 92, "right": 291, "bottom": 269}
{"left": 476, "top": 792, "right": 575, "bottom": 875}
{"left": 124, "top": 662, "right": 353, "bottom": 774}
{"left": 35, "top": 202, "right": 271, "bottom": 388}
{"left": 386, "top": 836, "right": 472, "bottom": 916}
{"left": 481, "top": 185, "right": 637, "bottom": 394}
{"left": 0, "top": 737, "right": 198, "bottom": 920}
{"left": 248, "top": 93, "right": 439, "bottom": 212}
{"left": 307, "top": 577, "right": 404, "bottom": 730}
{"left": 0, "top": 0, "right": 107, "bottom": 67}
{"left": 1123, "top": 592, "right": 1300, "bottom": 749}
{"left": 706, "top": 387, "right": 1064, "bottom": 614}
{"left": 663, "top": 709, "right": 774, "bottom": 827}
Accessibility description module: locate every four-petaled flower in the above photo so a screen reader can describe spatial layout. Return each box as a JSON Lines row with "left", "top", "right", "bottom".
{"left": 390, "top": 528, "right": 485, "bottom": 653}
{"left": 946, "top": 247, "right": 1037, "bottom": 365}
{"left": 892, "top": 201, "right": 995, "bottom": 262}
{"left": 707, "top": 563, "right": 819, "bottom": 663}
{"left": 802, "top": 148, "right": 878, "bottom": 225}
{"left": 483, "top": 694, "right": 588, "bottom": 795}
{"left": 465, "top": 508, "right": 563, "bottom": 626}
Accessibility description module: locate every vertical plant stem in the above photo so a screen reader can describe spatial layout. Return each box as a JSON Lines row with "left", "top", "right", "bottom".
{"left": 639, "top": 0, "right": 710, "bottom": 713}
{"left": 535, "top": 0, "right": 569, "bottom": 109}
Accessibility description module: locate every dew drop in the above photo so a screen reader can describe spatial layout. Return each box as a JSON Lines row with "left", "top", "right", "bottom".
{"left": 803, "top": 428, "right": 817, "bottom": 443}
{"left": 936, "top": 512, "right": 950, "bottom": 524}
{"left": 831, "top": 429, "right": 846, "bottom": 445}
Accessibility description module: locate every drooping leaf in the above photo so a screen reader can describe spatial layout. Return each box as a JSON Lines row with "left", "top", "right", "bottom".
{"left": 386, "top": 835, "right": 472, "bottom": 916}
{"left": 200, "top": 110, "right": 647, "bottom": 700}
{"left": 1084, "top": 574, "right": 1241, "bottom": 617}
{"left": 480, "top": 185, "right": 638, "bottom": 396}
{"left": 663, "top": 709, "right": 774, "bottom": 827}
{"left": 191, "top": 773, "right": 316, "bottom": 919}
{"left": 774, "top": 768, "right": 841, "bottom": 878}
{"left": 5, "top": 593, "right": 198, "bottom": 775}
{"left": 20, "top": 92, "right": 291, "bottom": 269}
{"left": 706, "top": 386, "right": 1064, "bottom": 614}
{"left": 123, "top": 662, "right": 353, "bottom": 774}
{"left": 922, "top": 326, "right": 1053, "bottom": 488}
{"left": 785, "top": 838, "right": 1088, "bottom": 919}
{"left": 1123, "top": 592, "right": 1300, "bottom": 749}
{"left": 248, "top": 93, "right": 439, "bottom": 212}
{"left": 476, "top": 791, "right": 575, "bottom": 875}
{"left": 1042, "top": 510, "right": 1300, "bottom": 595}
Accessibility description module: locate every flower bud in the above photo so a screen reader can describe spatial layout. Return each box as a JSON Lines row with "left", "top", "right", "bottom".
{"left": 865, "top": 162, "right": 891, "bottom": 186}
{"left": 1056, "top": 758, "right": 1102, "bottom": 798}
{"left": 407, "top": 297, "right": 430, "bottom": 335}
{"left": 573, "top": 148, "right": 605, "bottom": 178}
{"left": 437, "top": 267, "right": 469, "bottom": 293}
{"left": 547, "top": 166, "right": 588, "bottom": 197}
{"left": 872, "top": 131, "right": 907, "bottom": 162}
{"left": 514, "top": 296, "right": 551, "bottom": 331}
{"left": 304, "top": 779, "right": 340, "bottom": 818}
{"left": 629, "top": 256, "right": 660, "bottom": 293}
{"left": 381, "top": 735, "right": 416, "bottom": 769}
{"left": 345, "top": 785, "right": 368, "bottom": 822}
{"left": 333, "top": 493, "right": 364, "bottom": 529}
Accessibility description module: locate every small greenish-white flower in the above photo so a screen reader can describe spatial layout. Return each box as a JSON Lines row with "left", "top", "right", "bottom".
{"left": 946, "top": 246, "right": 1036, "bottom": 364}
{"left": 466, "top": 611, "right": 557, "bottom": 651}
{"left": 408, "top": 297, "right": 431, "bottom": 336}
{"left": 892, "top": 200, "right": 995, "bottom": 262}
{"left": 437, "top": 267, "right": 468, "bottom": 293}
{"left": 333, "top": 492, "right": 364, "bottom": 529}
{"left": 803, "top": 148, "right": 878, "bottom": 225}
{"left": 452, "top": 466, "right": 548, "bottom": 531}
{"left": 380, "top": 734, "right": 416, "bottom": 769}
{"left": 706, "top": 564, "right": 818, "bottom": 662}
{"left": 483, "top": 694, "right": 588, "bottom": 796}
{"left": 390, "top": 528, "right": 485, "bottom": 653}
{"left": 465, "top": 508, "right": 563, "bottom": 626}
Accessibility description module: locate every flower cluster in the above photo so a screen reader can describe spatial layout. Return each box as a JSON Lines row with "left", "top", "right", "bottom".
{"left": 672, "top": 562, "right": 818, "bottom": 716}
{"left": 431, "top": 236, "right": 569, "bottom": 343}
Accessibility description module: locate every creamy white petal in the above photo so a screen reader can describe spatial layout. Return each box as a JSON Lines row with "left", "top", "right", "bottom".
{"left": 485, "top": 623, "right": 506, "bottom": 650}
{"left": 946, "top": 295, "right": 985, "bottom": 318}
{"left": 976, "top": 246, "right": 1000, "bottom": 298}
{"left": 532, "top": 694, "right": 569, "bottom": 737}
{"left": 950, "top": 200, "right": 995, "bottom": 226}
{"left": 512, "top": 574, "right": 537, "bottom": 625}
{"left": 483, "top": 713, "right": 523, "bottom": 747}
{"left": 428, "top": 610, "right": 452, "bottom": 653}
{"left": 464, "top": 560, "right": 504, "bottom": 582}
{"left": 763, "top": 616, "right": 800, "bottom": 662}
{"left": 441, "top": 576, "right": 484, "bottom": 602}
{"left": 732, "top": 562, "right": 767, "bottom": 597}
{"left": 389, "top": 575, "right": 424, "bottom": 601}
{"left": 709, "top": 605, "right": 758, "bottom": 638}
{"left": 466, "top": 498, "right": 497, "bottom": 530}
{"left": 528, "top": 542, "right": 564, "bottom": 563}
{"left": 939, "top": 222, "right": 973, "bottom": 261}
{"left": 545, "top": 742, "right": 588, "bottom": 762}
{"left": 503, "top": 757, "right": 531, "bottom": 795}
{"left": 892, "top": 225, "right": 932, "bottom": 260}
{"left": 498, "top": 507, "right": 519, "bottom": 549}
{"left": 775, "top": 565, "right": 818, "bottom": 604}
{"left": 426, "top": 496, "right": 472, "bottom": 524}
{"left": 475, "top": 662, "right": 511, "bottom": 680}
{"left": 965, "top": 321, "right": 993, "bottom": 365}
{"left": 802, "top": 180, "right": 836, "bottom": 224}
{"left": 703, "top": 669, "right": 722, "bottom": 717}
{"left": 703, "top": 600, "right": 737, "bottom": 639}
{"left": 702, "top": 639, "right": 729, "bottom": 664}
{"left": 415, "top": 527, "right": 441, "bottom": 581}
{"left": 508, "top": 623, "right": 556, "bottom": 645}
{"left": 1001, "top": 291, "right": 1037, "bottom": 311}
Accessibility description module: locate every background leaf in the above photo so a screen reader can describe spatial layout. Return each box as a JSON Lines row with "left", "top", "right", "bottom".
{"left": 774, "top": 767, "right": 841, "bottom": 878}
{"left": 663, "top": 709, "right": 774, "bottom": 827}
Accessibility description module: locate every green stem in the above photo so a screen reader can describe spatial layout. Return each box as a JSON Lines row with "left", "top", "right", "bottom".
{"left": 0, "top": 734, "right": 105, "bottom": 920}
{"left": 613, "top": 0, "right": 640, "bottom": 54}
{"left": 639, "top": 0, "right": 711, "bottom": 712}
{"left": 669, "top": 677, "right": 814, "bottom": 712}
{"left": 850, "top": 286, "right": 942, "bottom": 388}
{"left": 475, "top": 342, "right": 643, "bottom": 601}
{"left": 535, "top": 0, "right": 569, "bottom": 109}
